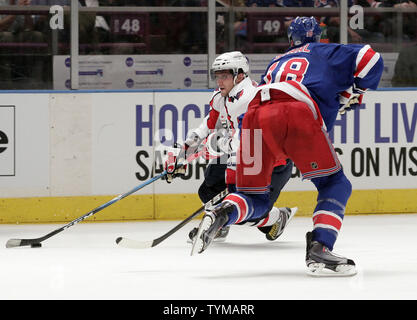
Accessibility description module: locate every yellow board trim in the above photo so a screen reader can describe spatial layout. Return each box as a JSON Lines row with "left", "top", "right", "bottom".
{"left": 0, "top": 195, "right": 154, "bottom": 224}
{"left": 1, "top": 189, "right": 416, "bottom": 224}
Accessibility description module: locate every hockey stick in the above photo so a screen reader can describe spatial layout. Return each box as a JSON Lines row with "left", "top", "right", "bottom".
{"left": 5, "top": 146, "right": 205, "bottom": 249}
{"left": 115, "top": 188, "right": 229, "bottom": 249}
{"left": 5, "top": 171, "right": 168, "bottom": 248}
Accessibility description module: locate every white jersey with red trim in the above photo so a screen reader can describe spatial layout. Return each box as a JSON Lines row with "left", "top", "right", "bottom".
{"left": 193, "top": 76, "right": 258, "bottom": 155}
{"left": 259, "top": 42, "right": 384, "bottom": 132}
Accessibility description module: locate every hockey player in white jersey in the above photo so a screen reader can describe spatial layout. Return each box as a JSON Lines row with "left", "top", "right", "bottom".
{"left": 165, "top": 51, "right": 296, "bottom": 242}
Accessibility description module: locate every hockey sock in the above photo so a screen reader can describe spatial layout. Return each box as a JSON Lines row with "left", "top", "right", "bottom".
{"left": 222, "top": 192, "right": 269, "bottom": 226}
{"left": 252, "top": 207, "right": 281, "bottom": 227}
{"left": 311, "top": 170, "right": 352, "bottom": 251}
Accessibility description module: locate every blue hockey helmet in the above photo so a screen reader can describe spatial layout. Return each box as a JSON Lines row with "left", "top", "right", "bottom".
{"left": 287, "top": 16, "right": 322, "bottom": 47}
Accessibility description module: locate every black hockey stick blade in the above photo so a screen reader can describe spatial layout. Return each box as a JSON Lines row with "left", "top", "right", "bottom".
{"left": 116, "top": 189, "right": 229, "bottom": 249}
{"left": 6, "top": 239, "right": 40, "bottom": 248}
{"left": 6, "top": 228, "right": 63, "bottom": 248}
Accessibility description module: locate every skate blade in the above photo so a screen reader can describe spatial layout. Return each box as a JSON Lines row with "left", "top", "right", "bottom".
{"left": 187, "top": 236, "right": 226, "bottom": 244}
{"left": 289, "top": 207, "right": 298, "bottom": 221}
{"left": 190, "top": 216, "right": 213, "bottom": 256}
{"left": 270, "top": 207, "right": 298, "bottom": 241}
{"left": 307, "top": 263, "right": 357, "bottom": 277}
{"left": 280, "top": 207, "right": 297, "bottom": 232}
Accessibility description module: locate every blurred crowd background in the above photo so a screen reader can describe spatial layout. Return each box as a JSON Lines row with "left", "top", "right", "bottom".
{"left": 0, "top": 0, "right": 416, "bottom": 89}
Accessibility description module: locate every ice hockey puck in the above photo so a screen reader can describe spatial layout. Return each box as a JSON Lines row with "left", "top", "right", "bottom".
{"left": 31, "top": 243, "right": 42, "bottom": 248}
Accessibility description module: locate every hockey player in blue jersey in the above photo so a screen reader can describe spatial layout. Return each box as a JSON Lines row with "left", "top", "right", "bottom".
{"left": 185, "top": 16, "right": 383, "bottom": 276}
{"left": 259, "top": 16, "right": 383, "bottom": 132}
{"left": 258, "top": 17, "right": 383, "bottom": 274}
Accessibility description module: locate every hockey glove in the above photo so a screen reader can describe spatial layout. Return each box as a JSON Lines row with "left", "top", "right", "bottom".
{"left": 164, "top": 132, "right": 203, "bottom": 183}
{"left": 338, "top": 85, "right": 365, "bottom": 115}
{"left": 164, "top": 144, "right": 187, "bottom": 184}
{"left": 201, "top": 129, "right": 230, "bottom": 160}
{"left": 184, "top": 132, "right": 203, "bottom": 157}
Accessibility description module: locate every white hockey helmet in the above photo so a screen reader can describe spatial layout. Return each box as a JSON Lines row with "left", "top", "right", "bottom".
{"left": 210, "top": 51, "right": 249, "bottom": 80}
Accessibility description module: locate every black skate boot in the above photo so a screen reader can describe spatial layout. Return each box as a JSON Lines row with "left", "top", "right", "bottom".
{"left": 190, "top": 202, "right": 234, "bottom": 255}
{"left": 258, "top": 207, "right": 297, "bottom": 241}
{"left": 305, "top": 232, "right": 357, "bottom": 277}
{"left": 187, "top": 225, "right": 230, "bottom": 243}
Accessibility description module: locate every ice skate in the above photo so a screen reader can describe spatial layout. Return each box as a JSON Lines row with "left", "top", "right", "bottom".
{"left": 187, "top": 225, "right": 230, "bottom": 244}
{"left": 305, "top": 232, "right": 357, "bottom": 277}
{"left": 190, "top": 202, "right": 233, "bottom": 256}
{"left": 258, "top": 207, "right": 297, "bottom": 241}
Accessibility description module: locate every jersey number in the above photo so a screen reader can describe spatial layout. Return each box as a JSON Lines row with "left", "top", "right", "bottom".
{"left": 278, "top": 58, "right": 309, "bottom": 82}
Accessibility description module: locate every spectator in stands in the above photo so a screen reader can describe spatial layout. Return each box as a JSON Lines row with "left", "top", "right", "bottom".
{"left": 0, "top": 0, "right": 16, "bottom": 88}
{"left": 216, "top": 0, "right": 273, "bottom": 53}
{"left": 392, "top": 44, "right": 417, "bottom": 87}
{"left": 233, "top": 0, "right": 287, "bottom": 53}
{"left": 321, "top": 0, "right": 415, "bottom": 44}
{"left": 85, "top": 0, "right": 110, "bottom": 52}
{"left": 387, "top": 0, "right": 417, "bottom": 87}
{"left": 0, "top": 0, "right": 18, "bottom": 48}
{"left": 102, "top": 0, "right": 167, "bottom": 53}
{"left": 225, "top": 0, "right": 248, "bottom": 52}
{"left": 357, "top": 0, "right": 416, "bottom": 8}
{"left": 352, "top": 0, "right": 387, "bottom": 42}
{"left": 281, "top": 0, "right": 314, "bottom": 28}
{"left": 180, "top": 0, "right": 207, "bottom": 53}
{"left": 379, "top": 0, "right": 416, "bottom": 6}
{"left": 0, "top": 0, "right": 45, "bottom": 88}
{"left": 283, "top": 0, "right": 313, "bottom": 5}
{"left": 103, "top": 0, "right": 156, "bottom": 4}
{"left": 314, "top": 0, "right": 364, "bottom": 43}
{"left": 32, "top": 0, "right": 97, "bottom": 54}
{"left": 246, "top": 0, "right": 282, "bottom": 5}
{"left": 376, "top": 0, "right": 417, "bottom": 43}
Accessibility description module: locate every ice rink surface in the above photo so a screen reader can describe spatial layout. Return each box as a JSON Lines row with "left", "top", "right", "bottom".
{"left": 1, "top": 214, "right": 417, "bottom": 300}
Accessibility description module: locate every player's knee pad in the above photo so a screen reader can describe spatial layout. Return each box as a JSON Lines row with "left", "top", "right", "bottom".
{"left": 310, "top": 170, "right": 352, "bottom": 250}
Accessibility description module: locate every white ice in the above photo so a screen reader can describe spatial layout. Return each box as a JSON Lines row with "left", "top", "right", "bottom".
{"left": 1, "top": 214, "right": 417, "bottom": 300}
